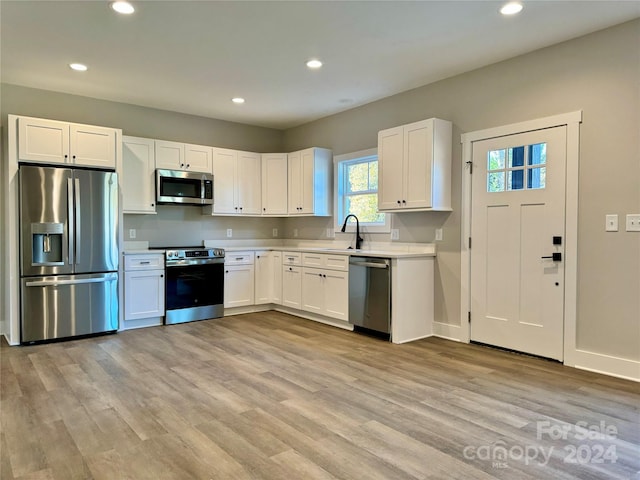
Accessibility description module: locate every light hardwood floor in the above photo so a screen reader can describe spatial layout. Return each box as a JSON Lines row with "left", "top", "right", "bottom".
{"left": 1, "top": 311, "right": 639, "bottom": 479}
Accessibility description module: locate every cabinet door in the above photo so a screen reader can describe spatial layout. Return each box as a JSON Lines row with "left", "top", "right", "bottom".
{"left": 261, "top": 154, "right": 288, "bottom": 215}
{"left": 224, "top": 265, "right": 255, "bottom": 308}
{"left": 404, "top": 120, "right": 433, "bottom": 209}
{"left": 299, "top": 148, "right": 316, "bottom": 214}
{"left": 378, "top": 126, "right": 404, "bottom": 211}
{"left": 155, "top": 140, "right": 185, "bottom": 170}
{"left": 212, "top": 148, "right": 237, "bottom": 214}
{"left": 18, "top": 117, "right": 70, "bottom": 164}
{"left": 287, "top": 151, "right": 302, "bottom": 214}
{"left": 237, "top": 151, "right": 262, "bottom": 214}
{"left": 323, "top": 270, "right": 349, "bottom": 321}
{"left": 282, "top": 266, "right": 301, "bottom": 309}
{"left": 124, "top": 270, "right": 165, "bottom": 320}
{"left": 122, "top": 136, "right": 156, "bottom": 213}
{"left": 185, "top": 143, "right": 213, "bottom": 173}
{"left": 301, "top": 268, "right": 324, "bottom": 315}
{"left": 70, "top": 124, "right": 116, "bottom": 168}
{"left": 272, "top": 252, "right": 282, "bottom": 305}
{"left": 254, "top": 252, "right": 272, "bottom": 305}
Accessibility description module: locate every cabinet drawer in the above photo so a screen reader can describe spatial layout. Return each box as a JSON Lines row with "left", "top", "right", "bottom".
{"left": 282, "top": 251, "right": 301, "bottom": 266}
{"left": 225, "top": 251, "right": 255, "bottom": 265}
{"left": 124, "top": 254, "right": 165, "bottom": 271}
{"left": 302, "top": 252, "right": 348, "bottom": 271}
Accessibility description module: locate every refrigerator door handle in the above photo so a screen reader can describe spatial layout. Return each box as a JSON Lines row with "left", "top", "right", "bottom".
{"left": 67, "top": 178, "right": 74, "bottom": 266}
{"left": 74, "top": 177, "right": 81, "bottom": 265}
{"left": 25, "top": 276, "right": 117, "bottom": 287}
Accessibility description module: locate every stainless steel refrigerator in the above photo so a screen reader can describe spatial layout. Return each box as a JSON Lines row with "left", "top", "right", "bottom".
{"left": 19, "top": 165, "right": 119, "bottom": 343}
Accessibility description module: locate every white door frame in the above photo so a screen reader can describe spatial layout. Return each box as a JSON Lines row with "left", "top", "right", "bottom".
{"left": 460, "top": 111, "right": 582, "bottom": 366}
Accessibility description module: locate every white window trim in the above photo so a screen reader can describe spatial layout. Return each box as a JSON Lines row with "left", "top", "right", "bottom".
{"left": 334, "top": 148, "right": 391, "bottom": 233}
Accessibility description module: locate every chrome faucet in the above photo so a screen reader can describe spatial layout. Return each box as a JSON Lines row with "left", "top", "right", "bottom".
{"left": 341, "top": 214, "right": 363, "bottom": 250}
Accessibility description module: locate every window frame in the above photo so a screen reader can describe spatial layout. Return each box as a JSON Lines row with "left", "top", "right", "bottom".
{"left": 334, "top": 148, "right": 390, "bottom": 233}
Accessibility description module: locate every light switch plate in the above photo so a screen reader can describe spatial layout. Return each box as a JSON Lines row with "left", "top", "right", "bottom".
{"left": 272, "top": 228, "right": 278, "bottom": 237}
{"left": 326, "top": 228, "right": 335, "bottom": 238}
{"left": 605, "top": 214, "right": 618, "bottom": 232}
{"left": 435, "top": 228, "right": 443, "bottom": 241}
{"left": 391, "top": 229, "right": 399, "bottom": 240}
{"left": 626, "top": 214, "right": 640, "bottom": 232}
{"left": 293, "top": 228, "right": 298, "bottom": 238}
{"left": 226, "top": 228, "right": 233, "bottom": 237}
{"left": 129, "top": 229, "right": 136, "bottom": 239}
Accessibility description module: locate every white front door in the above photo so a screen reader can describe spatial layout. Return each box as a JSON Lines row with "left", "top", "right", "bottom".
{"left": 470, "top": 126, "right": 566, "bottom": 360}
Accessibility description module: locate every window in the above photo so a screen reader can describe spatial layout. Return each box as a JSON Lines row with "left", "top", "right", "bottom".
{"left": 487, "top": 142, "right": 547, "bottom": 193}
{"left": 335, "top": 148, "right": 389, "bottom": 232}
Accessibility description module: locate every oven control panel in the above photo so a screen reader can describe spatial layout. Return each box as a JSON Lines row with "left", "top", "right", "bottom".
{"left": 165, "top": 248, "right": 225, "bottom": 261}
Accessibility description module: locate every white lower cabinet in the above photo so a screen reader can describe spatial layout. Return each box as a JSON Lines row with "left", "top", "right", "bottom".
{"left": 224, "top": 252, "right": 255, "bottom": 308}
{"left": 282, "top": 265, "right": 302, "bottom": 309}
{"left": 255, "top": 251, "right": 282, "bottom": 305}
{"left": 123, "top": 253, "right": 165, "bottom": 329}
{"left": 301, "top": 267, "right": 348, "bottom": 321}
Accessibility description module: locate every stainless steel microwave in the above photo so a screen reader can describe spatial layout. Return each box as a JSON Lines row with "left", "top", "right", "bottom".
{"left": 156, "top": 169, "right": 213, "bottom": 205}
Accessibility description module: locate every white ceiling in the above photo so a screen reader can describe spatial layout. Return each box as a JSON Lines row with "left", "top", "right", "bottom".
{"left": 2, "top": 1, "right": 639, "bottom": 129}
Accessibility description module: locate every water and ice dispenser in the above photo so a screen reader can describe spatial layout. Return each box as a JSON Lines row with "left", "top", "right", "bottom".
{"left": 31, "top": 222, "right": 64, "bottom": 266}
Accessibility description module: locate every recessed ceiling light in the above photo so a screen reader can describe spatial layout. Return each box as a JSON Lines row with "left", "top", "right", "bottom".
{"left": 306, "top": 59, "right": 323, "bottom": 69}
{"left": 111, "top": 1, "right": 135, "bottom": 14}
{"left": 500, "top": 2, "right": 523, "bottom": 15}
{"left": 232, "top": 97, "right": 245, "bottom": 104}
{"left": 69, "top": 63, "right": 88, "bottom": 72}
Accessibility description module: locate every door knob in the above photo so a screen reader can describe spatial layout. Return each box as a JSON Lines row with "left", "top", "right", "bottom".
{"left": 541, "top": 252, "right": 562, "bottom": 261}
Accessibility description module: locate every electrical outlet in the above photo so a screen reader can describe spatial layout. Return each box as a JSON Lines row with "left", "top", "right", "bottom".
{"left": 272, "top": 228, "right": 278, "bottom": 237}
{"left": 129, "top": 229, "right": 136, "bottom": 239}
{"left": 605, "top": 214, "right": 618, "bottom": 232}
{"left": 626, "top": 214, "right": 640, "bottom": 232}
{"left": 293, "top": 228, "right": 298, "bottom": 238}
{"left": 435, "top": 228, "right": 443, "bottom": 241}
{"left": 326, "top": 228, "right": 335, "bottom": 238}
{"left": 391, "top": 229, "right": 399, "bottom": 240}
{"left": 226, "top": 228, "right": 233, "bottom": 238}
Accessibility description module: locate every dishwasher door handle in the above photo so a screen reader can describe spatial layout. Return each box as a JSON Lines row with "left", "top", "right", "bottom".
{"left": 349, "top": 261, "right": 389, "bottom": 269}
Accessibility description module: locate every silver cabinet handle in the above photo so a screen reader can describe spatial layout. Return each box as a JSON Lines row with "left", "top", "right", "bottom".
{"left": 140, "top": 261, "right": 151, "bottom": 265}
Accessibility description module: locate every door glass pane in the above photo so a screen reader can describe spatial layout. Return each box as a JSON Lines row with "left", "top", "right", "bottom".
{"left": 509, "top": 146, "right": 525, "bottom": 167}
{"left": 488, "top": 149, "right": 505, "bottom": 170}
{"left": 528, "top": 143, "right": 547, "bottom": 165}
{"left": 528, "top": 167, "right": 546, "bottom": 189}
{"left": 488, "top": 172, "right": 505, "bottom": 192}
{"left": 508, "top": 170, "right": 524, "bottom": 190}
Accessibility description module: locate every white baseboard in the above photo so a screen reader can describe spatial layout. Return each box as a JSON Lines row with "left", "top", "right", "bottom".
{"left": 432, "top": 321, "right": 464, "bottom": 342}
{"left": 568, "top": 349, "right": 640, "bottom": 382}
{"left": 392, "top": 333, "right": 432, "bottom": 344}
{"left": 119, "top": 317, "right": 163, "bottom": 331}
{"left": 2, "top": 332, "right": 19, "bottom": 346}
{"left": 274, "top": 306, "right": 353, "bottom": 331}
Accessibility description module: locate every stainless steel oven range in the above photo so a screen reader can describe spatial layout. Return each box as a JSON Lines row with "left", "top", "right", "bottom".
{"left": 160, "top": 247, "right": 225, "bottom": 325}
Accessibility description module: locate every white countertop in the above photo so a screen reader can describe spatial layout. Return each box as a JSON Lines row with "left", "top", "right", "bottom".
{"left": 123, "top": 240, "right": 436, "bottom": 258}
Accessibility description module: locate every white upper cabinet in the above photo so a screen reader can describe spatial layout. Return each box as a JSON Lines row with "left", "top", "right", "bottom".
{"left": 18, "top": 116, "right": 116, "bottom": 169}
{"left": 185, "top": 143, "right": 213, "bottom": 172}
{"left": 122, "top": 136, "right": 156, "bottom": 214}
{"left": 378, "top": 118, "right": 452, "bottom": 212}
{"left": 209, "top": 148, "right": 261, "bottom": 215}
{"left": 155, "top": 140, "right": 212, "bottom": 173}
{"left": 287, "top": 147, "right": 332, "bottom": 216}
{"left": 261, "top": 153, "right": 288, "bottom": 215}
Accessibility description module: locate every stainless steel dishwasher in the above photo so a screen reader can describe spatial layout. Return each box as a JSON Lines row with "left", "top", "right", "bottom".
{"left": 348, "top": 256, "right": 391, "bottom": 336}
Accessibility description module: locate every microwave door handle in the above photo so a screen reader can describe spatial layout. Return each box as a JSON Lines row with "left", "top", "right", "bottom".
{"left": 75, "top": 177, "right": 81, "bottom": 265}
{"left": 67, "top": 178, "right": 74, "bottom": 265}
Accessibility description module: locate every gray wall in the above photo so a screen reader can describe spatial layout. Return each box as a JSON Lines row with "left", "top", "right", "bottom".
{"left": 283, "top": 19, "right": 640, "bottom": 361}
{"left": 0, "top": 84, "right": 284, "bottom": 152}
